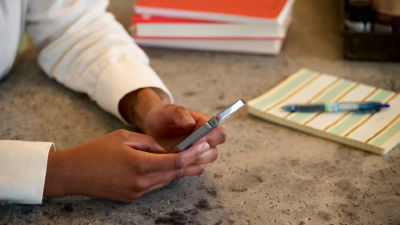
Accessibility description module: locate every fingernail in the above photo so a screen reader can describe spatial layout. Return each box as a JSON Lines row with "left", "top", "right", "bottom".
{"left": 197, "top": 142, "right": 209, "bottom": 153}
{"left": 183, "top": 115, "right": 195, "bottom": 124}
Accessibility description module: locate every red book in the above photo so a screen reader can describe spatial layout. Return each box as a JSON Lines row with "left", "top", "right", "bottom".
{"left": 135, "top": 0, "right": 294, "bottom": 24}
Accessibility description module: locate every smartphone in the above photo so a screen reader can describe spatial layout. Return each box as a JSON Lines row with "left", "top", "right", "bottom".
{"left": 174, "top": 99, "right": 245, "bottom": 151}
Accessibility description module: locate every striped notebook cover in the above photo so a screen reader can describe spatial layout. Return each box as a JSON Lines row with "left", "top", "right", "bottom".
{"left": 248, "top": 69, "right": 400, "bottom": 155}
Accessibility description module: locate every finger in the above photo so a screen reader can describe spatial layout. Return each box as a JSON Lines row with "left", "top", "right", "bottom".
{"left": 194, "top": 147, "right": 218, "bottom": 165}
{"left": 139, "top": 168, "right": 184, "bottom": 189}
{"left": 171, "top": 142, "right": 210, "bottom": 169}
{"left": 158, "top": 105, "right": 196, "bottom": 128}
{"left": 193, "top": 127, "right": 226, "bottom": 147}
{"left": 170, "top": 105, "right": 196, "bottom": 128}
{"left": 188, "top": 110, "right": 226, "bottom": 146}
{"left": 140, "top": 164, "right": 206, "bottom": 192}
{"left": 205, "top": 126, "right": 226, "bottom": 147}
{"left": 148, "top": 181, "right": 170, "bottom": 193}
{"left": 139, "top": 181, "right": 170, "bottom": 197}
{"left": 130, "top": 181, "right": 170, "bottom": 201}
{"left": 139, "top": 142, "right": 210, "bottom": 173}
{"left": 183, "top": 164, "right": 206, "bottom": 176}
{"left": 124, "top": 133, "right": 167, "bottom": 153}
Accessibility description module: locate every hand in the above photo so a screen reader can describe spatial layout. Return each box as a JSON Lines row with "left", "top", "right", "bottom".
{"left": 44, "top": 130, "right": 217, "bottom": 203}
{"left": 119, "top": 88, "right": 226, "bottom": 151}
{"left": 143, "top": 104, "right": 226, "bottom": 151}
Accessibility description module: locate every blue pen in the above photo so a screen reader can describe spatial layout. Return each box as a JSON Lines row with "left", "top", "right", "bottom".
{"left": 282, "top": 102, "right": 390, "bottom": 113}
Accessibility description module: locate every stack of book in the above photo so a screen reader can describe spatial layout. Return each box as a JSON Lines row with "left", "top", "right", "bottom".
{"left": 132, "top": 0, "right": 295, "bottom": 54}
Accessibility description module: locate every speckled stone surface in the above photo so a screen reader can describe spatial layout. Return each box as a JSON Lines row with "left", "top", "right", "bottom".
{"left": 1, "top": 0, "right": 399, "bottom": 224}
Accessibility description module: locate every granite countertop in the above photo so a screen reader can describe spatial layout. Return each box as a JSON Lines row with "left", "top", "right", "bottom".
{"left": 1, "top": 0, "right": 399, "bottom": 224}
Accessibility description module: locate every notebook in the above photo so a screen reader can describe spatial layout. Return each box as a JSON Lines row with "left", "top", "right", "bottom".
{"left": 135, "top": 0, "right": 294, "bottom": 24}
{"left": 247, "top": 69, "right": 400, "bottom": 155}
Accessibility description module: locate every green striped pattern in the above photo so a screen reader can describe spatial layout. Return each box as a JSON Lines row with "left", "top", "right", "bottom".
{"left": 327, "top": 89, "right": 393, "bottom": 136}
{"left": 369, "top": 118, "right": 400, "bottom": 147}
{"left": 288, "top": 79, "right": 354, "bottom": 124}
{"left": 250, "top": 70, "right": 316, "bottom": 110}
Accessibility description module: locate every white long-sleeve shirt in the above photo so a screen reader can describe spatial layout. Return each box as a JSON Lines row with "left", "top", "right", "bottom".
{"left": 0, "top": 0, "right": 172, "bottom": 204}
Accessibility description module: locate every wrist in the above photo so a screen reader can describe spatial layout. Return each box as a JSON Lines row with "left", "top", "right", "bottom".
{"left": 135, "top": 88, "right": 164, "bottom": 124}
{"left": 43, "top": 151, "right": 68, "bottom": 198}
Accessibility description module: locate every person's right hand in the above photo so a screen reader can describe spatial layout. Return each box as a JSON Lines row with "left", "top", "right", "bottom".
{"left": 43, "top": 129, "right": 216, "bottom": 203}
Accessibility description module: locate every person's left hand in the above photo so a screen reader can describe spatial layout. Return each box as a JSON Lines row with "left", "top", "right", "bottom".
{"left": 142, "top": 104, "right": 226, "bottom": 152}
{"left": 119, "top": 88, "right": 226, "bottom": 152}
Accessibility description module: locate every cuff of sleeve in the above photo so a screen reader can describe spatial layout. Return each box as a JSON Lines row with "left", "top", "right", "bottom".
{"left": 0, "top": 141, "right": 53, "bottom": 204}
{"left": 93, "top": 58, "right": 173, "bottom": 124}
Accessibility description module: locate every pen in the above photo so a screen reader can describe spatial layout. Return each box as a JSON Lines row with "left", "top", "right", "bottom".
{"left": 282, "top": 102, "right": 390, "bottom": 113}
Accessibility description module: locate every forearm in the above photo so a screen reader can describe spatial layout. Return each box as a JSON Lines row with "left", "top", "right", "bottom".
{"left": 119, "top": 88, "right": 164, "bottom": 130}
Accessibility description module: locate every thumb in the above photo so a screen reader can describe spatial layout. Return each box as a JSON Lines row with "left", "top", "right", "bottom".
{"left": 126, "top": 134, "right": 167, "bottom": 154}
{"left": 164, "top": 105, "right": 196, "bottom": 129}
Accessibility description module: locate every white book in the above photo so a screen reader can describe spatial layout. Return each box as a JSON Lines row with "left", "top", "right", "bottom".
{"left": 133, "top": 13, "right": 292, "bottom": 38}
{"left": 134, "top": 38, "right": 284, "bottom": 55}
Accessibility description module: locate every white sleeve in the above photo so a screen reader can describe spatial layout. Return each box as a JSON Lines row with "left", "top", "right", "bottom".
{"left": 0, "top": 141, "right": 53, "bottom": 204}
{"left": 25, "top": 0, "right": 173, "bottom": 123}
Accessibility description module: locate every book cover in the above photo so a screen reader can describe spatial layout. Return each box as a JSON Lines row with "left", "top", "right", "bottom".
{"left": 132, "top": 14, "right": 290, "bottom": 39}
{"left": 248, "top": 69, "right": 400, "bottom": 155}
{"left": 135, "top": 0, "right": 295, "bottom": 24}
